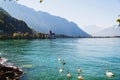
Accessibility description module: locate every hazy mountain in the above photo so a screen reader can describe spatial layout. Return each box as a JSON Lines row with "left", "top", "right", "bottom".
{"left": 82, "top": 25, "right": 105, "bottom": 35}
{"left": 94, "top": 25, "right": 120, "bottom": 37}
{"left": 0, "top": 7, "right": 32, "bottom": 34}
{"left": 0, "top": 1, "right": 90, "bottom": 37}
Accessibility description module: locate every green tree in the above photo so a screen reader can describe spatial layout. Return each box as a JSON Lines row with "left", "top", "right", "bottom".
{"left": 13, "top": 32, "right": 20, "bottom": 39}
{"left": 40, "top": 0, "right": 43, "bottom": 3}
{"left": 116, "top": 18, "right": 120, "bottom": 26}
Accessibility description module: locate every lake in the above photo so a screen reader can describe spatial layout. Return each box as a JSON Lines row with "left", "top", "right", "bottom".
{"left": 0, "top": 38, "right": 120, "bottom": 80}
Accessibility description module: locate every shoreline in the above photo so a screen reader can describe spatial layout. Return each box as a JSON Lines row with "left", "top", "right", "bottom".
{"left": 0, "top": 57, "right": 23, "bottom": 80}
{"left": 0, "top": 36, "right": 120, "bottom": 40}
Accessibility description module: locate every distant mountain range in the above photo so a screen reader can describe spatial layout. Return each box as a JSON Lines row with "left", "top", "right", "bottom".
{"left": 0, "top": 1, "right": 90, "bottom": 37}
{"left": 0, "top": 7, "right": 32, "bottom": 34}
{"left": 82, "top": 25, "right": 105, "bottom": 35}
{"left": 94, "top": 25, "right": 120, "bottom": 37}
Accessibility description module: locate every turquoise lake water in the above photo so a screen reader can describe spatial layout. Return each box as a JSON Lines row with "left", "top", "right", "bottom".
{"left": 0, "top": 38, "right": 120, "bottom": 80}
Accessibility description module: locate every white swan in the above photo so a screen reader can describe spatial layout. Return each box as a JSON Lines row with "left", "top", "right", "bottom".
{"left": 78, "top": 73, "right": 83, "bottom": 80}
{"left": 57, "top": 56, "right": 61, "bottom": 63}
{"left": 78, "top": 67, "right": 81, "bottom": 73}
{"left": 106, "top": 69, "right": 114, "bottom": 77}
{"left": 66, "top": 70, "right": 72, "bottom": 78}
{"left": 59, "top": 67, "right": 63, "bottom": 74}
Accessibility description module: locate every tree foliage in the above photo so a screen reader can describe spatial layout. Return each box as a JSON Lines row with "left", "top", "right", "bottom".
{"left": 117, "top": 18, "right": 120, "bottom": 22}
{"left": 116, "top": 18, "right": 120, "bottom": 26}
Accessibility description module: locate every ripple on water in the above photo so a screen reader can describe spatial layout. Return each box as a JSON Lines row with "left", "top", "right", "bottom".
{"left": 0, "top": 38, "right": 120, "bottom": 80}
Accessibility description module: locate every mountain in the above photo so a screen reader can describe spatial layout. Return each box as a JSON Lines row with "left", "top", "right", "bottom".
{"left": 82, "top": 25, "right": 105, "bottom": 35}
{"left": 0, "top": 7, "right": 32, "bottom": 34}
{"left": 94, "top": 25, "right": 120, "bottom": 37}
{"left": 0, "top": 1, "right": 90, "bottom": 37}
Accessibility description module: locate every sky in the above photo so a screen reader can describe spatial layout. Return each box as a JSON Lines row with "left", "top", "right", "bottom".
{"left": 17, "top": 0, "right": 120, "bottom": 29}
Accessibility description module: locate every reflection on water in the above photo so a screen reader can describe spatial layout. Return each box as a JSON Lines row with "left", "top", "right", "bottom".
{"left": 0, "top": 38, "right": 120, "bottom": 80}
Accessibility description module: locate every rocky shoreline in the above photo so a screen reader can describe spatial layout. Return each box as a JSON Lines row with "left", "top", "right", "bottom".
{"left": 0, "top": 57, "right": 23, "bottom": 80}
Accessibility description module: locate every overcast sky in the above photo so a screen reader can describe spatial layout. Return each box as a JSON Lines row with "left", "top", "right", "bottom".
{"left": 17, "top": 0, "right": 120, "bottom": 29}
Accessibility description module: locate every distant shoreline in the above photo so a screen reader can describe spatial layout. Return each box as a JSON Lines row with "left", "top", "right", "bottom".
{"left": 0, "top": 35, "right": 120, "bottom": 40}
{"left": 91, "top": 36, "right": 120, "bottom": 38}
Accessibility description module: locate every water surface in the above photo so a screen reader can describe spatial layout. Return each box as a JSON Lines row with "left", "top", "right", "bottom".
{"left": 0, "top": 38, "right": 120, "bottom": 80}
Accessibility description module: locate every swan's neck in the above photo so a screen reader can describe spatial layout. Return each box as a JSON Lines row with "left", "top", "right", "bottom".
{"left": 78, "top": 73, "right": 81, "bottom": 76}
{"left": 106, "top": 70, "right": 109, "bottom": 73}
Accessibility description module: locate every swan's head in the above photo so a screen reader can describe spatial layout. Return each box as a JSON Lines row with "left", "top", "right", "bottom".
{"left": 78, "top": 66, "right": 80, "bottom": 68}
{"left": 67, "top": 70, "right": 70, "bottom": 74}
{"left": 106, "top": 68, "right": 109, "bottom": 73}
{"left": 57, "top": 56, "right": 60, "bottom": 58}
{"left": 59, "top": 67, "right": 62, "bottom": 70}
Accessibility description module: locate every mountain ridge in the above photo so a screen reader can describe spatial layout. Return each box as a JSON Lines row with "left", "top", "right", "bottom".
{"left": 0, "top": 7, "right": 32, "bottom": 34}
{"left": 82, "top": 25, "right": 105, "bottom": 35}
{"left": 0, "top": 1, "right": 91, "bottom": 37}
{"left": 94, "top": 25, "right": 120, "bottom": 37}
